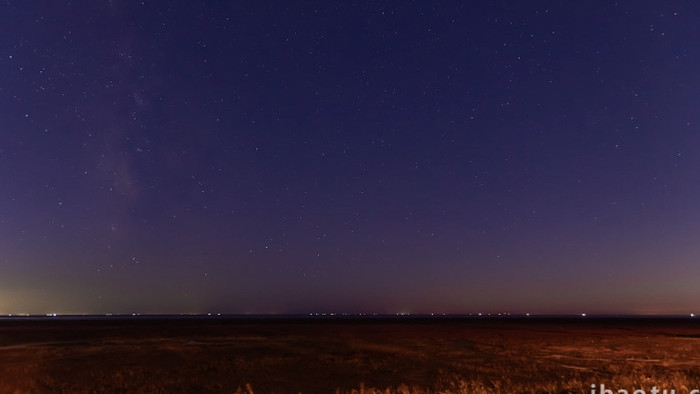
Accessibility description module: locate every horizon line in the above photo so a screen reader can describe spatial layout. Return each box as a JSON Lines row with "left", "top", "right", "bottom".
{"left": 1, "top": 312, "right": 697, "bottom": 319}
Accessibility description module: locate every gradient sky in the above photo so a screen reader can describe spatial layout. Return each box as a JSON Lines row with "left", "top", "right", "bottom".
{"left": 1, "top": 1, "right": 699, "bottom": 315}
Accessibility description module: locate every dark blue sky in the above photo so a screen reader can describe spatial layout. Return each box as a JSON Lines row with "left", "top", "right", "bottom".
{"left": 2, "top": 1, "right": 699, "bottom": 315}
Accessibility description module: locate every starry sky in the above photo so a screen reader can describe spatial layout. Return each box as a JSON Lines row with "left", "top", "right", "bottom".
{"left": 1, "top": 1, "right": 699, "bottom": 315}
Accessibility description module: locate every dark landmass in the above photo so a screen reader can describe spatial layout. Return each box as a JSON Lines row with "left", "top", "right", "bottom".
{"left": 2, "top": 316, "right": 700, "bottom": 393}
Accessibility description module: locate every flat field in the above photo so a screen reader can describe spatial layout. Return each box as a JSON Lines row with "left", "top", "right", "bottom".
{"left": 2, "top": 317, "right": 700, "bottom": 393}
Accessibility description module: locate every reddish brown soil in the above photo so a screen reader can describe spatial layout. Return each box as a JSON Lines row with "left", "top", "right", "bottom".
{"left": 2, "top": 317, "right": 700, "bottom": 393}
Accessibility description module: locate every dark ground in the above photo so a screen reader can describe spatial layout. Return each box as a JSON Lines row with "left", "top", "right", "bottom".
{"left": 2, "top": 316, "right": 700, "bottom": 393}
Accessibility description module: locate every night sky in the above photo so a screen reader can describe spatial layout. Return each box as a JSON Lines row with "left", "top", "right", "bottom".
{"left": 2, "top": 2, "right": 699, "bottom": 316}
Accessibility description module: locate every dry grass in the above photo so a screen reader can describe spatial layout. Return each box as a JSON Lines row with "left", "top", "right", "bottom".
{"left": 1, "top": 318, "right": 700, "bottom": 393}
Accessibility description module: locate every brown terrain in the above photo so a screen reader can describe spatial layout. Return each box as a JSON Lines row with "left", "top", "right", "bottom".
{"left": 1, "top": 317, "right": 700, "bottom": 393}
